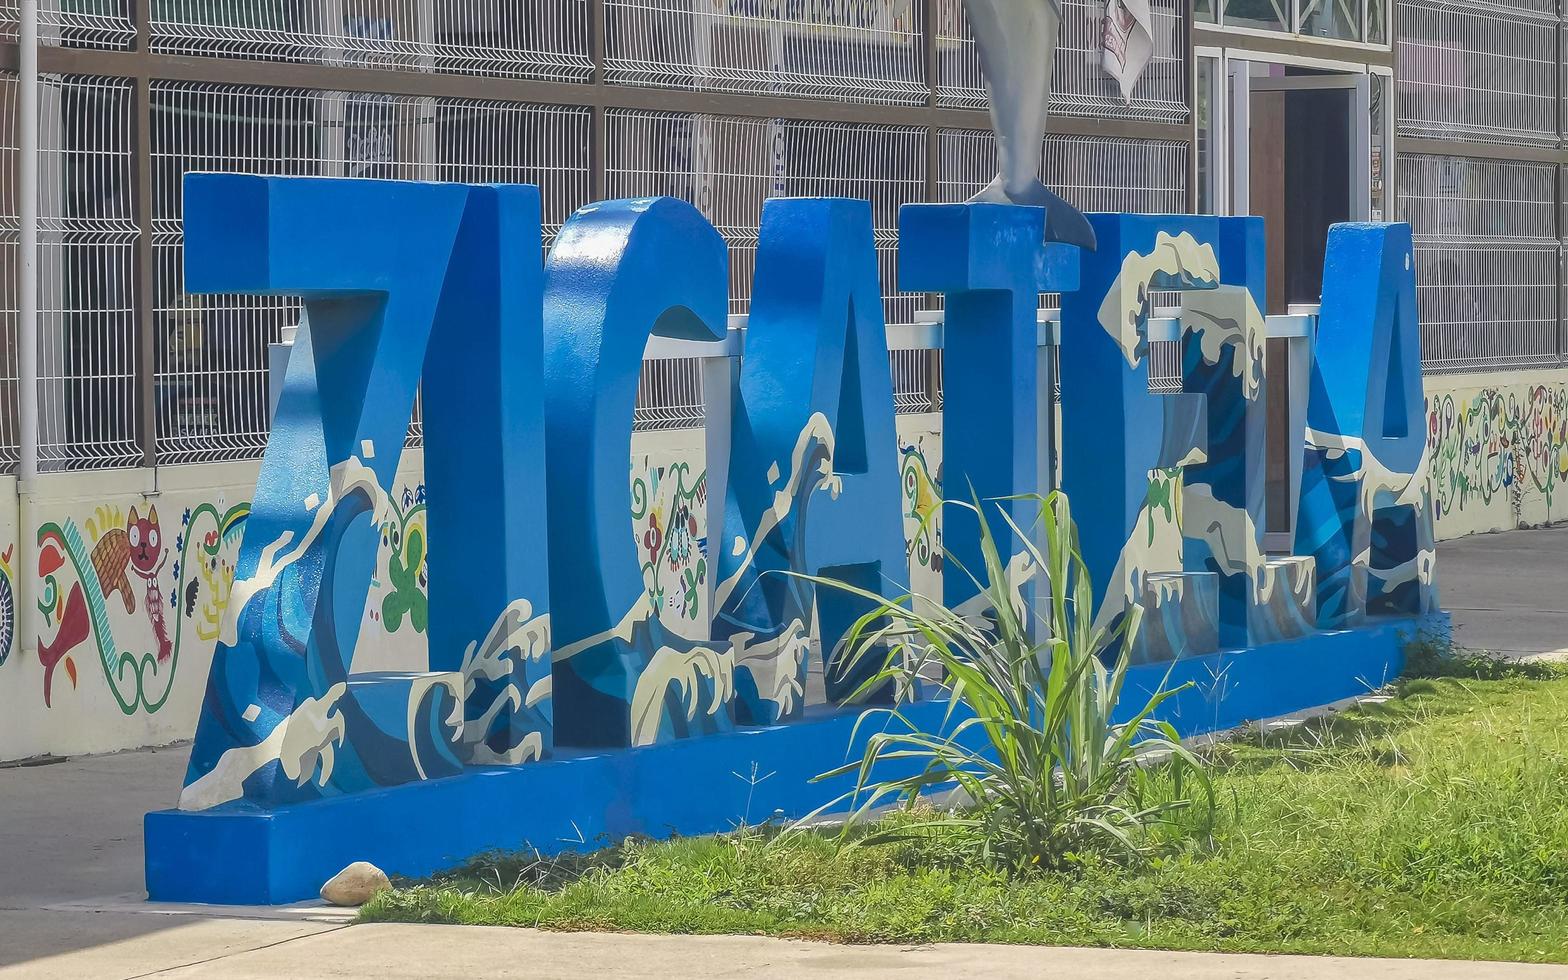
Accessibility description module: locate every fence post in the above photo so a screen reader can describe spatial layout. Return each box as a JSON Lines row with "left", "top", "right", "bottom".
{"left": 588, "top": 0, "right": 608, "bottom": 202}
{"left": 18, "top": 0, "right": 38, "bottom": 490}
{"left": 132, "top": 0, "right": 157, "bottom": 469}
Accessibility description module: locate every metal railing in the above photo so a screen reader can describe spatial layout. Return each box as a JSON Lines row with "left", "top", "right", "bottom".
{"left": 147, "top": 0, "right": 593, "bottom": 82}
{"left": 1410, "top": 242, "right": 1561, "bottom": 373}
{"left": 1398, "top": 154, "right": 1555, "bottom": 241}
{"left": 934, "top": 0, "right": 1188, "bottom": 123}
{"left": 3, "top": 2, "right": 1207, "bottom": 472}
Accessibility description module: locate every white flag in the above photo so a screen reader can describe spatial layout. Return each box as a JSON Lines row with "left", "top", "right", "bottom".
{"left": 1101, "top": 0, "right": 1154, "bottom": 104}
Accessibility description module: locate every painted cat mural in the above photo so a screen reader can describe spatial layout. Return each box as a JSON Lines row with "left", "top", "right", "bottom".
{"left": 36, "top": 502, "right": 249, "bottom": 713}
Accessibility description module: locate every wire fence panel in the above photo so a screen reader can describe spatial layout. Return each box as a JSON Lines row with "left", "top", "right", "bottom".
{"left": 0, "top": 0, "right": 136, "bottom": 48}
{"left": 1398, "top": 154, "right": 1556, "bottom": 241}
{"left": 151, "top": 84, "right": 316, "bottom": 466}
{"left": 635, "top": 358, "right": 706, "bottom": 431}
{"left": 934, "top": 0, "right": 1187, "bottom": 123}
{"left": 933, "top": 131, "right": 1188, "bottom": 402}
{"left": 150, "top": 81, "right": 592, "bottom": 464}
{"left": 1396, "top": 0, "right": 1558, "bottom": 146}
{"left": 938, "top": 128, "right": 1189, "bottom": 213}
{"left": 1398, "top": 152, "right": 1561, "bottom": 372}
{"left": 605, "top": 109, "right": 927, "bottom": 325}
{"left": 35, "top": 75, "right": 141, "bottom": 471}
{"left": 0, "top": 74, "right": 19, "bottom": 472}
{"left": 604, "top": 0, "right": 927, "bottom": 104}
{"left": 1411, "top": 242, "right": 1560, "bottom": 373}
{"left": 148, "top": 0, "right": 592, "bottom": 82}
{"left": 890, "top": 347, "right": 942, "bottom": 414}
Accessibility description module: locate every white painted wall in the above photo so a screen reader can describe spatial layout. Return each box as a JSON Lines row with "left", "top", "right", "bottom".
{"left": 5, "top": 367, "right": 1559, "bottom": 764}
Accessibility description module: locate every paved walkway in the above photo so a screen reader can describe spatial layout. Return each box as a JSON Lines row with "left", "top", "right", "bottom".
{"left": 6, "top": 918, "right": 1568, "bottom": 980}
{"left": 1438, "top": 524, "right": 1568, "bottom": 661}
{"left": 1, "top": 524, "right": 1563, "bottom": 978}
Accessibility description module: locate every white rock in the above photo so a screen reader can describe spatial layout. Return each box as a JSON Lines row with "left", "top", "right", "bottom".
{"left": 319, "top": 862, "right": 391, "bottom": 907}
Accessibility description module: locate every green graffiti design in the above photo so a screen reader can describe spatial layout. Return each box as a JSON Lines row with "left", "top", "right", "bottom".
{"left": 1426, "top": 384, "right": 1568, "bottom": 523}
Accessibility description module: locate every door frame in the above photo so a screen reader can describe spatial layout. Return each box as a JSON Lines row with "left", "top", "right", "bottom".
{"left": 1211, "top": 50, "right": 1377, "bottom": 222}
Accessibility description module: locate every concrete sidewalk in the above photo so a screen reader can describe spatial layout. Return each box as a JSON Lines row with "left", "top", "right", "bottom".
{"left": 5, "top": 918, "right": 1568, "bottom": 979}
{"left": 0, "top": 523, "right": 1563, "bottom": 978}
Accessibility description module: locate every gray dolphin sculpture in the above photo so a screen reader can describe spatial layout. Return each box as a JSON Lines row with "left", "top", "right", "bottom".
{"left": 965, "top": 0, "right": 1097, "bottom": 250}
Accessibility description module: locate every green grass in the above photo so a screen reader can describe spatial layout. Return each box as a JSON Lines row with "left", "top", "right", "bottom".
{"left": 362, "top": 656, "right": 1568, "bottom": 963}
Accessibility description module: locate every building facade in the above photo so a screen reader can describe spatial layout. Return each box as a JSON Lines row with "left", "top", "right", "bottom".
{"left": 0, "top": 0, "right": 1561, "bottom": 761}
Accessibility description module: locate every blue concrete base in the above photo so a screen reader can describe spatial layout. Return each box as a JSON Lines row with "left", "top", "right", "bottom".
{"left": 146, "top": 614, "right": 1442, "bottom": 905}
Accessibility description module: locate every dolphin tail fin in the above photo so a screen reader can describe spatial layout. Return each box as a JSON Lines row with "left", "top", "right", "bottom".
{"left": 967, "top": 176, "right": 1098, "bottom": 252}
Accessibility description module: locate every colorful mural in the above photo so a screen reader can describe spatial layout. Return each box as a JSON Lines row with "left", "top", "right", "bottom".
{"left": 899, "top": 432, "right": 943, "bottom": 579}
{"left": 373, "top": 484, "right": 429, "bottom": 637}
{"left": 0, "top": 545, "right": 14, "bottom": 670}
{"left": 1427, "top": 381, "right": 1568, "bottom": 532}
{"left": 630, "top": 454, "right": 709, "bottom": 639}
{"left": 35, "top": 501, "right": 249, "bottom": 714}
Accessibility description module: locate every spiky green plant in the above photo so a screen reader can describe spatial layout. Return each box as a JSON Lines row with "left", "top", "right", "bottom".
{"left": 809, "top": 490, "right": 1212, "bottom": 873}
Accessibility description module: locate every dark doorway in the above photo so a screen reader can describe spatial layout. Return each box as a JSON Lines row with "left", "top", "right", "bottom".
{"left": 1249, "top": 81, "right": 1354, "bottom": 315}
{"left": 1248, "top": 75, "right": 1356, "bottom": 541}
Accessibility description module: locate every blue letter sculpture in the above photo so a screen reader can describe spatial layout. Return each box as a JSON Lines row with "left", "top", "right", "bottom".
{"left": 179, "top": 176, "right": 551, "bottom": 809}
{"left": 899, "top": 203, "right": 1078, "bottom": 622}
{"left": 542, "top": 197, "right": 734, "bottom": 748}
{"left": 713, "top": 198, "right": 908, "bottom": 722}
{"left": 150, "top": 171, "right": 1444, "bottom": 907}
{"left": 1296, "top": 223, "right": 1437, "bottom": 626}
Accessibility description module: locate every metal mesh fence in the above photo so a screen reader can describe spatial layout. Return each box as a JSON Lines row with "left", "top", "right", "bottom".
{"left": 1395, "top": 0, "right": 1558, "bottom": 146}
{"left": 149, "top": 82, "right": 591, "bottom": 464}
{"left": 1398, "top": 154, "right": 1556, "bottom": 241}
{"left": 0, "top": 1, "right": 136, "bottom": 48}
{"left": 36, "top": 74, "right": 141, "bottom": 471}
{"left": 604, "top": 0, "right": 927, "bottom": 104}
{"left": 937, "top": 128, "right": 1189, "bottom": 214}
{"left": 605, "top": 109, "right": 927, "bottom": 325}
{"left": 1398, "top": 152, "right": 1561, "bottom": 373}
{"left": 1411, "top": 242, "right": 1560, "bottom": 372}
{"left": 634, "top": 358, "right": 706, "bottom": 431}
{"left": 934, "top": 0, "right": 1187, "bottom": 123}
{"left": 148, "top": 1, "right": 592, "bottom": 81}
